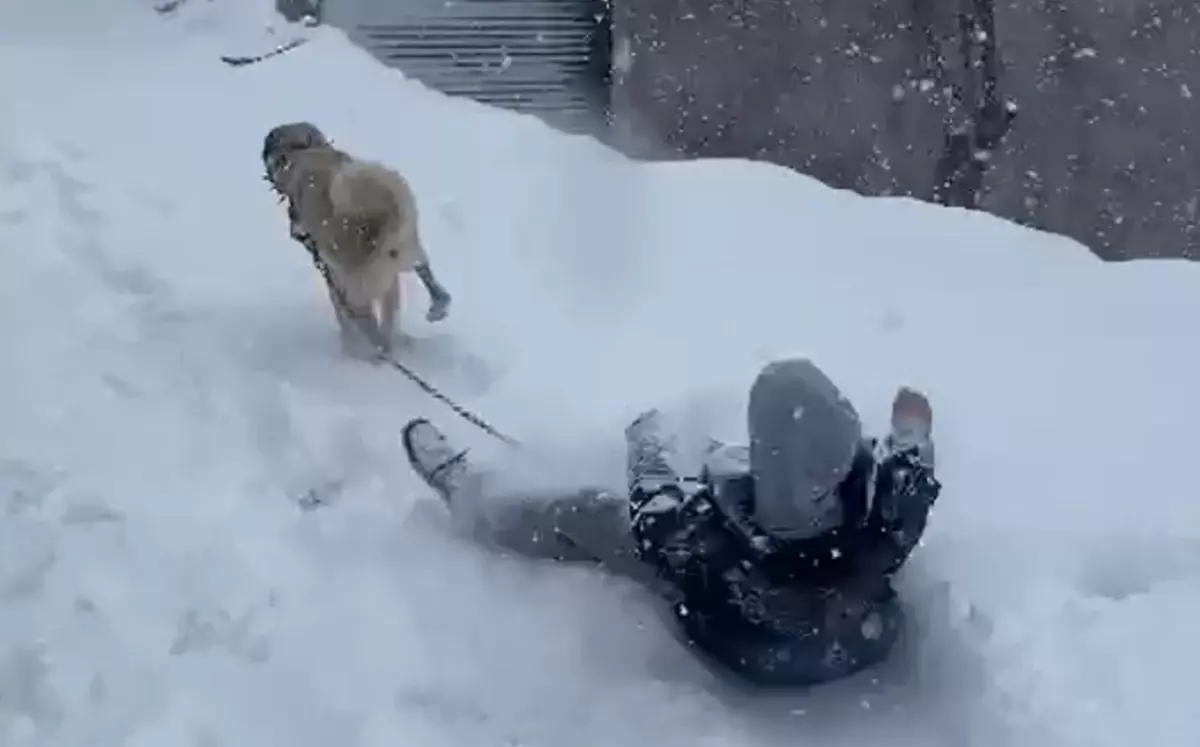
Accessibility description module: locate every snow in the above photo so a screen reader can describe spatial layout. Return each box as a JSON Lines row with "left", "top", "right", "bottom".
{"left": 1, "top": 1, "right": 1199, "bottom": 745}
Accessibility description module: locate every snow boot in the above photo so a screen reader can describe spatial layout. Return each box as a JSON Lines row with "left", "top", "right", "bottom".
{"left": 402, "top": 418, "right": 470, "bottom": 504}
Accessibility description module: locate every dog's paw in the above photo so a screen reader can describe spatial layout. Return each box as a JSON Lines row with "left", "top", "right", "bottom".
{"left": 426, "top": 298, "right": 450, "bottom": 323}
{"left": 340, "top": 337, "right": 387, "bottom": 364}
{"left": 288, "top": 220, "right": 310, "bottom": 242}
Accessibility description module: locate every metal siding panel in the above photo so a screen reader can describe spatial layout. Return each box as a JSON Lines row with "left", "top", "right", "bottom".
{"left": 334, "top": 0, "right": 609, "bottom": 133}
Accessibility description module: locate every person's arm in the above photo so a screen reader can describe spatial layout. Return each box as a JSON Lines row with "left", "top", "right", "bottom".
{"left": 628, "top": 482, "right": 705, "bottom": 580}
{"left": 623, "top": 407, "right": 717, "bottom": 601}
{"left": 854, "top": 441, "right": 941, "bottom": 578}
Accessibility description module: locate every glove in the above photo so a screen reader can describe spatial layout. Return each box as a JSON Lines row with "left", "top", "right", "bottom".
{"left": 885, "top": 386, "right": 935, "bottom": 469}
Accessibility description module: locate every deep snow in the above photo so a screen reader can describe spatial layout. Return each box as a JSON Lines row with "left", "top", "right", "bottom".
{"left": 1, "top": 2, "right": 1199, "bottom": 745}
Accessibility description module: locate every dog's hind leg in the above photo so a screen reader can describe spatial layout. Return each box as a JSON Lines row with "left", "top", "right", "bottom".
{"left": 414, "top": 262, "right": 452, "bottom": 323}
{"left": 379, "top": 274, "right": 401, "bottom": 343}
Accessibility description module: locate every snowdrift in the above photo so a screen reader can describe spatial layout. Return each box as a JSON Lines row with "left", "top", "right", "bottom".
{"left": 1, "top": 2, "right": 1199, "bottom": 745}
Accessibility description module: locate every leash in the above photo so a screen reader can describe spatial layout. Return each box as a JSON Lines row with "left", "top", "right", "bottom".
{"left": 278, "top": 191, "right": 521, "bottom": 447}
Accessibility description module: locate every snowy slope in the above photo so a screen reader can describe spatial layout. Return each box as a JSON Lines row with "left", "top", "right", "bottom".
{"left": 2, "top": 2, "right": 1199, "bottom": 746}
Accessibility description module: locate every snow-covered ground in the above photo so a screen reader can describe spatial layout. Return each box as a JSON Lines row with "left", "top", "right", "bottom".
{"left": 2, "top": 1, "right": 1199, "bottom": 745}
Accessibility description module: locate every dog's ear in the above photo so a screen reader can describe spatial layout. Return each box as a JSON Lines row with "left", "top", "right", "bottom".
{"left": 263, "top": 151, "right": 289, "bottom": 190}
{"left": 262, "top": 125, "right": 287, "bottom": 164}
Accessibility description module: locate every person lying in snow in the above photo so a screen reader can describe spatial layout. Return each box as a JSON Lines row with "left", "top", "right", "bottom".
{"left": 402, "top": 358, "right": 941, "bottom": 688}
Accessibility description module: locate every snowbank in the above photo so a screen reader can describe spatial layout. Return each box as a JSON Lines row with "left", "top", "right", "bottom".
{"left": 1, "top": 1, "right": 1198, "bottom": 745}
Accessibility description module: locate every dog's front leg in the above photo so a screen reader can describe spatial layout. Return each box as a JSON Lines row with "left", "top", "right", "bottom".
{"left": 286, "top": 200, "right": 311, "bottom": 244}
{"left": 290, "top": 221, "right": 310, "bottom": 244}
{"left": 414, "top": 262, "right": 452, "bottom": 323}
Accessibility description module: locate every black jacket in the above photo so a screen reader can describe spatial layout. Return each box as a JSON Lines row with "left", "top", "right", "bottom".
{"left": 628, "top": 439, "right": 941, "bottom": 687}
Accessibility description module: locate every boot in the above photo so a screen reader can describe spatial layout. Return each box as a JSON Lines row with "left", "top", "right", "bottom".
{"left": 402, "top": 418, "right": 470, "bottom": 504}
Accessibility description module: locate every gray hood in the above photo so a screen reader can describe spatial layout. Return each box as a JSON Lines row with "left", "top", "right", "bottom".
{"left": 748, "top": 358, "right": 862, "bottom": 540}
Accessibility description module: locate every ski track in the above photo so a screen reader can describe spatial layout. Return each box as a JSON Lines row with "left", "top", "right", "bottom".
{"left": 1, "top": 1, "right": 1199, "bottom": 746}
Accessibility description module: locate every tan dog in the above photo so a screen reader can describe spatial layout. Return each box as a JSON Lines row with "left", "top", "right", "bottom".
{"left": 262, "top": 122, "right": 452, "bottom": 360}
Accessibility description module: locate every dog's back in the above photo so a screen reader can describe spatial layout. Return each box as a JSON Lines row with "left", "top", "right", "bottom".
{"left": 328, "top": 160, "right": 411, "bottom": 225}
{"left": 283, "top": 148, "right": 426, "bottom": 278}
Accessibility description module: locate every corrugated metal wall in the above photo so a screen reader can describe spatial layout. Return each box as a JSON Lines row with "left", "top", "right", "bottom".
{"left": 323, "top": 0, "right": 611, "bottom": 135}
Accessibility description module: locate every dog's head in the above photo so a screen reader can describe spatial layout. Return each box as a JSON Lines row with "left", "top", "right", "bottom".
{"left": 262, "top": 121, "right": 330, "bottom": 192}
